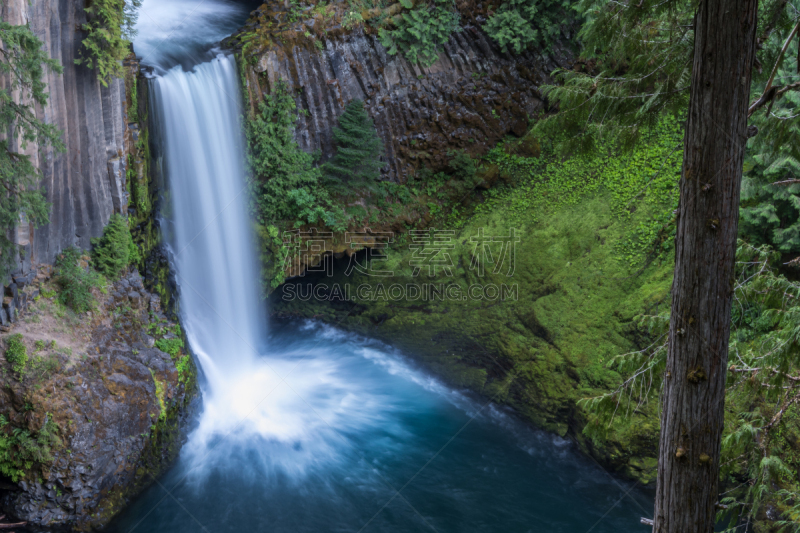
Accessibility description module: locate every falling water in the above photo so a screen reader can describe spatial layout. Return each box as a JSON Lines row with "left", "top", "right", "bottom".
{"left": 152, "top": 55, "right": 265, "bottom": 408}
{"left": 108, "top": 1, "right": 653, "bottom": 531}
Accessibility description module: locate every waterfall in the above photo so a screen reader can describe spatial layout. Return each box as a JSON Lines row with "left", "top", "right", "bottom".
{"left": 152, "top": 56, "right": 264, "bottom": 394}
{"left": 148, "top": 53, "right": 391, "bottom": 476}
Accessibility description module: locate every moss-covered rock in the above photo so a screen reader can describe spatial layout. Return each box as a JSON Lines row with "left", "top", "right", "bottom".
{"left": 0, "top": 270, "right": 196, "bottom": 530}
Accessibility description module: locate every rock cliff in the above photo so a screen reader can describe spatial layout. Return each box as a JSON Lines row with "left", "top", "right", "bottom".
{"left": 232, "top": 4, "right": 571, "bottom": 182}
{"left": 0, "top": 269, "right": 195, "bottom": 530}
{"left": 1, "top": 0, "right": 131, "bottom": 279}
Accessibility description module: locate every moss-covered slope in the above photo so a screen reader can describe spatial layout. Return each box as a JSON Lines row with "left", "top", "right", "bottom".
{"left": 273, "top": 131, "right": 681, "bottom": 482}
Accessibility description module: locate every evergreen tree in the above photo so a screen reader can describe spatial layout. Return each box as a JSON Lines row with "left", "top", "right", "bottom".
{"left": 0, "top": 21, "right": 64, "bottom": 282}
{"left": 323, "top": 99, "right": 385, "bottom": 192}
{"left": 76, "top": 0, "right": 142, "bottom": 86}
{"left": 90, "top": 213, "right": 139, "bottom": 278}
{"left": 739, "top": 36, "right": 800, "bottom": 254}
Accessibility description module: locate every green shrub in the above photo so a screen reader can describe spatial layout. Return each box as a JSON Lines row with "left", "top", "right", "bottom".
{"left": 0, "top": 414, "right": 61, "bottom": 482}
{"left": 174, "top": 354, "right": 192, "bottom": 384}
{"left": 55, "top": 247, "right": 100, "bottom": 314}
{"left": 322, "top": 99, "right": 385, "bottom": 191}
{"left": 378, "top": 0, "right": 461, "bottom": 67}
{"left": 76, "top": 0, "right": 142, "bottom": 86}
{"left": 91, "top": 213, "right": 139, "bottom": 278}
{"left": 4, "top": 334, "right": 28, "bottom": 374}
{"left": 484, "top": 0, "right": 574, "bottom": 54}
{"left": 155, "top": 337, "right": 184, "bottom": 359}
{"left": 287, "top": 188, "right": 346, "bottom": 230}
{"left": 449, "top": 151, "right": 477, "bottom": 180}
{"left": 484, "top": 10, "right": 538, "bottom": 54}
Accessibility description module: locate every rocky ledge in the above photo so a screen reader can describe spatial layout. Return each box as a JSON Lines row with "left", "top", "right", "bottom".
{"left": 0, "top": 270, "right": 196, "bottom": 530}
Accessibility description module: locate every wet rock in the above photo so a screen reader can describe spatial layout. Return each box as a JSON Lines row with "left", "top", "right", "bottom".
{"left": 128, "top": 291, "right": 142, "bottom": 309}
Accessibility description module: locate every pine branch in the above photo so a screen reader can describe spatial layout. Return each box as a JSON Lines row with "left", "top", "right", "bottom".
{"left": 749, "top": 16, "right": 800, "bottom": 117}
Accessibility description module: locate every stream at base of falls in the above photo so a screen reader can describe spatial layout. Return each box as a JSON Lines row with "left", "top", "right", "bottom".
{"left": 110, "top": 0, "right": 654, "bottom": 531}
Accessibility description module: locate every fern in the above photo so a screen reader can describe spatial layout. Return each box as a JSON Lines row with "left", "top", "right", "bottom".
{"left": 378, "top": 0, "right": 461, "bottom": 67}
{"left": 485, "top": 0, "right": 573, "bottom": 54}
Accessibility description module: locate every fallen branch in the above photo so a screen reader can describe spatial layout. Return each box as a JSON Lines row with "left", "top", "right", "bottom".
{"left": 0, "top": 522, "right": 26, "bottom": 529}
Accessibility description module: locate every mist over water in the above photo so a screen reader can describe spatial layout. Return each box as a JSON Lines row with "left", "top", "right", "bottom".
{"left": 110, "top": 1, "right": 654, "bottom": 531}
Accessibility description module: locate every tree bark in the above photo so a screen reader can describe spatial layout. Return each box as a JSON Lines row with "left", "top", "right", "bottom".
{"left": 654, "top": 1, "right": 758, "bottom": 532}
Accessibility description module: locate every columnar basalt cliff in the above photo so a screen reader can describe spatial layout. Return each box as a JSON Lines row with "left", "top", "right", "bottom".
{"left": 1, "top": 0, "right": 131, "bottom": 277}
{"left": 232, "top": 5, "right": 570, "bottom": 182}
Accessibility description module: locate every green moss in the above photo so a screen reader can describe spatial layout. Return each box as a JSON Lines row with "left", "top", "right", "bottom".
{"left": 150, "top": 369, "right": 167, "bottom": 423}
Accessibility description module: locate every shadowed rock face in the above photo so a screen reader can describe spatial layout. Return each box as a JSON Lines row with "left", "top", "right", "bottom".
{"left": 239, "top": 24, "right": 571, "bottom": 181}
{"left": 1, "top": 0, "right": 129, "bottom": 277}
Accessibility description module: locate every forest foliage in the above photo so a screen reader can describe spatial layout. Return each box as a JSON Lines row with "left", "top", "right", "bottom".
{"left": 556, "top": 1, "right": 800, "bottom": 529}
{"left": 484, "top": 0, "right": 575, "bottom": 54}
{"left": 378, "top": 0, "right": 461, "bottom": 67}
{"left": 76, "top": 0, "right": 142, "bottom": 86}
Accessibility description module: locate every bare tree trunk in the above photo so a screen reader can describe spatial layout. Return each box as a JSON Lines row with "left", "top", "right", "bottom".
{"left": 654, "top": 1, "right": 758, "bottom": 532}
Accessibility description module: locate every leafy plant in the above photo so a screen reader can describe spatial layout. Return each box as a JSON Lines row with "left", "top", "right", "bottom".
{"left": 4, "top": 334, "right": 28, "bottom": 375}
{"left": 91, "top": 213, "right": 139, "bottom": 278}
{"left": 54, "top": 247, "right": 101, "bottom": 314}
{"left": 484, "top": 9, "right": 538, "bottom": 54}
{"left": 342, "top": 10, "right": 364, "bottom": 29}
{"left": 154, "top": 337, "right": 184, "bottom": 359}
{"left": 739, "top": 36, "right": 800, "bottom": 253}
{"left": 76, "top": 0, "right": 142, "bottom": 86}
{"left": 0, "top": 22, "right": 64, "bottom": 282}
{"left": 378, "top": 0, "right": 461, "bottom": 67}
{"left": 0, "top": 413, "right": 61, "bottom": 482}
{"left": 322, "top": 99, "right": 385, "bottom": 191}
{"left": 287, "top": 188, "right": 346, "bottom": 229}
{"left": 485, "top": 0, "right": 574, "bottom": 54}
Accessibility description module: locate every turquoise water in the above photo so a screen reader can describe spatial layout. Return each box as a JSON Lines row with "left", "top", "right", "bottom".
{"left": 106, "top": 322, "right": 651, "bottom": 533}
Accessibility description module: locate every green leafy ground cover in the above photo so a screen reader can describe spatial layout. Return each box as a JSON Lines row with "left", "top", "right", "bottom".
{"left": 273, "top": 123, "right": 683, "bottom": 480}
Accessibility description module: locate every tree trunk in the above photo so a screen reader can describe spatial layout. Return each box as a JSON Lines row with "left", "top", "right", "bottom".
{"left": 654, "top": 1, "right": 758, "bottom": 532}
